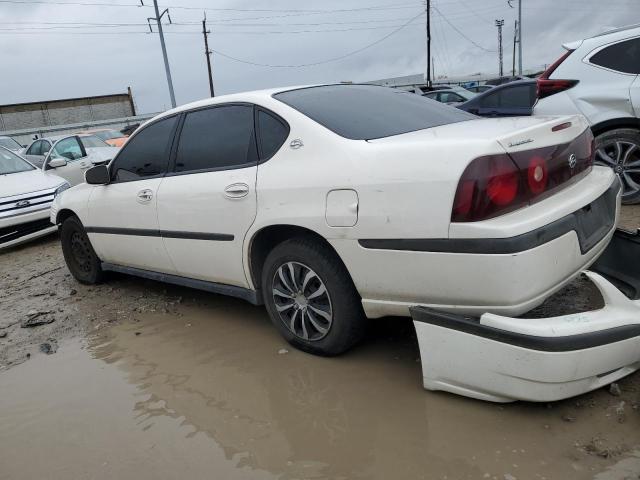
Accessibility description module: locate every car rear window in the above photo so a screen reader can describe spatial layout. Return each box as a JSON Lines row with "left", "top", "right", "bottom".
{"left": 274, "top": 85, "right": 476, "bottom": 140}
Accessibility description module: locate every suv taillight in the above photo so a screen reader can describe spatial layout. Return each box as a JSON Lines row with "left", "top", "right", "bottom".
{"left": 452, "top": 129, "right": 594, "bottom": 222}
{"left": 536, "top": 49, "right": 578, "bottom": 99}
{"left": 537, "top": 78, "right": 579, "bottom": 99}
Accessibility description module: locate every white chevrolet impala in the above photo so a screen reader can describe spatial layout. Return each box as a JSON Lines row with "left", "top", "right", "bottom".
{"left": 52, "top": 85, "right": 640, "bottom": 402}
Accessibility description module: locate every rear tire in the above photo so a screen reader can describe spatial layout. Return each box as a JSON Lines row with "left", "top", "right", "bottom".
{"left": 60, "top": 216, "right": 104, "bottom": 285}
{"left": 595, "top": 128, "right": 640, "bottom": 205}
{"left": 261, "top": 236, "right": 366, "bottom": 356}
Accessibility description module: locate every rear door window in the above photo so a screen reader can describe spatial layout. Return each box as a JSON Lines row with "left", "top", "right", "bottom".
{"left": 174, "top": 104, "right": 257, "bottom": 173}
{"left": 110, "top": 115, "right": 178, "bottom": 182}
{"left": 257, "top": 109, "right": 289, "bottom": 160}
{"left": 27, "top": 141, "right": 43, "bottom": 156}
{"left": 590, "top": 37, "right": 640, "bottom": 74}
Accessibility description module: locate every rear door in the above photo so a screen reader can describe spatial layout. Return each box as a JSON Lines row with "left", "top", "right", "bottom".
{"left": 156, "top": 104, "right": 260, "bottom": 288}
{"left": 87, "top": 115, "right": 179, "bottom": 274}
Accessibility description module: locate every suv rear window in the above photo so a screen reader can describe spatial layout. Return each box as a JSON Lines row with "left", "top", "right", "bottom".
{"left": 589, "top": 37, "right": 640, "bottom": 74}
{"left": 274, "top": 85, "right": 475, "bottom": 140}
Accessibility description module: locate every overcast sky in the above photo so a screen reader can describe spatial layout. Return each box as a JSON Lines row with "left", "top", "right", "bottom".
{"left": 0, "top": 0, "right": 637, "bottom": 113}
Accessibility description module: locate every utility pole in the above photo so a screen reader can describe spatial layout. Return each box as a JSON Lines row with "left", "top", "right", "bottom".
{"left": 148, "top": 0, "right": 176, "bottom": 108}
{"left": 202, "top": 14, "right": 215, "bottom": 97}
{"left": 426, "top": 0, "right": 431, "bottom": 87}
{"left": 495, "top": 19, "right": 504, "bottom": 77}
{"left": 512, "top": 20, "right": 518, "bottom": 76}
{"left": 508, "top": 0, "right": 523, "bottom": 75}
{"left": 518, "top": 0, "right": 522, "bottom": 74}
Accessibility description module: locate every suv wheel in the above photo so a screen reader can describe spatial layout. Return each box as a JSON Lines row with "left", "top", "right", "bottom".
{"left": 60, "top": 216, "right": 104, "bottom": 284}
{"left": 262, "top": 237, "right": 366, "bottom": 356}
{"left": 595, "top": 128, "right": 640, "bottom": 204}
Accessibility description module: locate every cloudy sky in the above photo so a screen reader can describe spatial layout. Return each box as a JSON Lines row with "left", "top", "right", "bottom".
{"left": 0, "top": 0, "right": 637, "bottom": 113}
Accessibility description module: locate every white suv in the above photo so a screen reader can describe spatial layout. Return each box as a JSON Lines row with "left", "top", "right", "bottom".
{"left": 534, "top": 24, "right": 640, "bottom": 203}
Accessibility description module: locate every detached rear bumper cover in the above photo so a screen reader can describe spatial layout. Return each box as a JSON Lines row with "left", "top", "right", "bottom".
{"left": 412, "top": 266, "right": 640, "bottom": 403}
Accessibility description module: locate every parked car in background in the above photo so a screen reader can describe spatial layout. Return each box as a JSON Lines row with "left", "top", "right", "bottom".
{"left": 0, "top": 136, "right": 25, "bottom": 154}
{"left": 533, "top": 24, "right": 640, "bottom": 204}
{"left": 42, "top": 134, "right": 119, "bottom": 186}
{"left": 23, "top": 136, "right": 61, "bottom": 167}
{"left": 466, "top": 84, "right": 494, "bottom": 94}
{"left": 120, "top": 123, "right": 140, "bottom": 137}
{"left": 423, "top": 88, "right": 476, "bottom": 105}
{"left": 457, "top": 80, "right": 537, "bottom": 117}
{"left": 0, "top": 146, "right": 69, "bottom": 249}
{"left": 77, "top": 128, "right": 128, "bottom": 148}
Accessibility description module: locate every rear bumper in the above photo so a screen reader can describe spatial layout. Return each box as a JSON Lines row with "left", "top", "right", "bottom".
{"left": 411, "top": 265, "right": 640, "bottom": 403}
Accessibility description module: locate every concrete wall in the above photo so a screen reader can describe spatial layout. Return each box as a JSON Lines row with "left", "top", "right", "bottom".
{"left": 0, "top": 89, "right": 135, "bottom": 132}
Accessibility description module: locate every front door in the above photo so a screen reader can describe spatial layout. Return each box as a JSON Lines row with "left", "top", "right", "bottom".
{"left": 44, "top": 136, "right": 92, "bottom": 185}
{"left": 157, "top": 104, "right": 259, "bottom": 288}
{"left": 87, "top": 115, "right": 179, "bottom": 274}
{"left": 631, "top": 75, "right": 640, "bottom": 117}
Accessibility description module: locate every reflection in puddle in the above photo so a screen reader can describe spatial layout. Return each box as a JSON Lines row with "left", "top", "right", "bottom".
{"left": 0, "top": 299, "right": 637, "bottom": 479}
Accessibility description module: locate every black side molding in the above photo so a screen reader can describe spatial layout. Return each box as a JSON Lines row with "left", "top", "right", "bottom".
{"left": 101, "top": 263, "right": 262, "bottom": 305}
{"left": 86, "top": 226, "right": 233, "bottom": 242}
{"left": 410, "top": 306, "right": 640, "bottom": 352}
{"left": 360, "top": 180, "right": 619, "bottom": 255}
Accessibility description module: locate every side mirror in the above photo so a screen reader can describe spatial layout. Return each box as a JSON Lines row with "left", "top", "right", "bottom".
{"left": 48, "top": 158, "right": 67, "bottom": 168}
{"left": 85, "top": 165, "right": 110, "bottom": 185}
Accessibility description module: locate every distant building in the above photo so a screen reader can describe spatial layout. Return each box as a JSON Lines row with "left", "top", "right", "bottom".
{"left": 0, "top": 87, "right": 136, "bottom": 132}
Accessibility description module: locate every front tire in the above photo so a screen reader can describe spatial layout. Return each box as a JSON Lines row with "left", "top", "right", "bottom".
{"left": 262, "top": 237, "right": 366, "bottom": 356}
{"left": 595, "top": 128, "right": 640, "bottom": 204}
{"left": 60, "top": 216, "right": 104, "bottom": 285}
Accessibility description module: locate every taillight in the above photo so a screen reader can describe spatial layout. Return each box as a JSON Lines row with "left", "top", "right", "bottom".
{"left": 452, "top": 130, "right": 594, "bottom": 222}
{"left": 537, "top": 79, "right": 579, "bottom": 99}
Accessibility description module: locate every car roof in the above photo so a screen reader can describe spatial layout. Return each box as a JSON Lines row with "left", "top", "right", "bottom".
{"left": 591, "top": 23, "right": 640, "bottom": 39}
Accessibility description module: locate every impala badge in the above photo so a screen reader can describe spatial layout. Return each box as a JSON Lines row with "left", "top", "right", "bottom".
{"left": 568, "top": 153, "right": 577, "bottom": 169}
{"left": 16, "top": 200, "right": 30, "bottom": 208}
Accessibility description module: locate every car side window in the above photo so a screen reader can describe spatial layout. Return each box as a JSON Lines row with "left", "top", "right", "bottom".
{"left": 52, "top": 137, "right": 84, "bottom": 161}
{"left": 110, "top": 115, "right": 178, "bottom": 183}
{"left": 257, "top": 109, "right": 289, "bottom": 160}
{"left": 479, "top": 90, "right": 500, "bottom": 108}
{"left": 27, "top": 141, "right": 42, "bottom": 156}
{"left": 498, "top": 85, "right": 534, "bottom": 108}
{"left": 590, "top": 37, "right": 640, "bottom": 74}
{"left": 42, "top": 141, "right": 51, "bottom": 154}
{"left": 441, "top": 92, "right": 464, "bottom": 103}
{"left": 174, "top": 104, "right": 257, "bottom": 173}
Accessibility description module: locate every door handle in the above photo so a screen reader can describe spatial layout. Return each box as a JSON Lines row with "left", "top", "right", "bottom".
{"left": 137, "top": 189, "right": 153, "bottom": 203}
{"left": 224, "top": 183, "right": 250, "bottom": 198}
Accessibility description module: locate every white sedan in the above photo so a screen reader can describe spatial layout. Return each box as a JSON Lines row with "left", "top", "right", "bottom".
{"left": 0, "top": 147, "right": 69, "bottom": 249}
{"left": 51, "top": 84, "right": 638, "bottom": 402}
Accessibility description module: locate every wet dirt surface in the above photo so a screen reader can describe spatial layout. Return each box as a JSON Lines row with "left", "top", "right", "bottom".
{"left": 0, "top": 206, "right": 639, "bottom": 479}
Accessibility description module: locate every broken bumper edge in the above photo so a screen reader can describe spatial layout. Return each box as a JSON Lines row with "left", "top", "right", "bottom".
{"left": 411, "top": 269, "right": 640, "bottom": 403}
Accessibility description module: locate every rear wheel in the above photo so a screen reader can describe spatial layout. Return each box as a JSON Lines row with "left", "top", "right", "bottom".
{"left": 262, "top": 237, "right": 366, "bottom": 356}
{"left": 595, "top": 128, "right": 640, "bottom": 204}
{"left": 60, "top": 216, "right": 103, "bottom": 284}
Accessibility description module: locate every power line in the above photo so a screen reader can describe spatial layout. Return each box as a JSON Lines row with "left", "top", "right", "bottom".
{"left": 432, "top": 5, "right": 496, "bottom": 52}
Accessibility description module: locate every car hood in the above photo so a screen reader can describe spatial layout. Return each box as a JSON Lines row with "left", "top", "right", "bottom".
{"left": 0, "top": 169, "right": 66, "bottom": 199}
{"left": 86, "top": 147, "right": 119, "bottom": 164}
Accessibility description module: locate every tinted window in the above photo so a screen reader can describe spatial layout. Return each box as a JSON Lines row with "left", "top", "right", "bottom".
{"left": 440, "top": 92, "right": 465, "bottom": 103}
{"left": 274, "top": 85, "right": 475, "bottom": 140}
{"left": 257, "top": 109, "right": 289, "bottom": 160}
{"left": 480, "top": 84, "right": 534, "bottom": 109}
{"left": 111, "top": 115, "right": 177, "bottom": 182}
{"left": 590, "top": 38, "right": 640, "bottom": 74}
{"left": 27, "top": 140, "right": 43, "bottom": 156}
{"left": 175, "top": 105, "right": 257, "bottom": 173}
{"left": 52, "top": 137, "right": 84, "bottom": 161}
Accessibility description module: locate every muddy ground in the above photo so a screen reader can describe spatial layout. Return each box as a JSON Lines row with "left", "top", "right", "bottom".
{"left": 0, "top": 206, "right": 639, "bottom": 480}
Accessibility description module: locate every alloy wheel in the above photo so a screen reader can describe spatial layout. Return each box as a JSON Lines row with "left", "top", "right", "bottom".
{"left": 596, "top": 140, "right": 640, "bottom": 199}
{"left": 271, "top": 261, "right": 333, "bottom": 341}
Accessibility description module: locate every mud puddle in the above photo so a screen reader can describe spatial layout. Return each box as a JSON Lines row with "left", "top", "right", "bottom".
{"left": 1, "top": 302, "right": 639, "bottom": 480}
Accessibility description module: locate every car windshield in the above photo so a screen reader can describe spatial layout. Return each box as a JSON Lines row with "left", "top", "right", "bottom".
{"left": 0, "top": 147, "right": 35, "bottom": 175}
{"left": 274, "top": 85, "right": 476, "bottom": 140}
{"left": 80, "top": 135, "right": 110, "bottom": 148}
{"left": 0, "top": 137, "right": 22, "bottom": 151}
{"left": 93, "top": 130, "right": 122, "bottom": 141}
